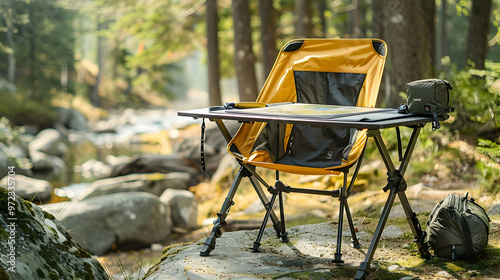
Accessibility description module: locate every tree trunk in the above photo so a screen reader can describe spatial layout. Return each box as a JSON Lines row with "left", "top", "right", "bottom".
{"left": 436, "top": 0, "right": 447, "bottom": 71}
{"left": 372, "top": 0, "right": 385, "bottom": 39}
{"left": 90, "top": 19, "right": 107, "bottom": 107}
{"left": 6, "top": 0, "right": 15, "bottom": 83}
{"left": 29, "top": 0, "right": 36, "bottom": 98}
{"left": 259, "top": 0, "right": 278, "bottom": 81}
{"left": 352, "top": 0, "right": 363, "bottom": 37}
{"left": 383, "top": 0, "right": 435, "bottom": 108}
{"left": 295, "top": 0, "right": 313, "bottom": 37}
{"left": 207, "top": 0, "right": 222, "bottom": 106}
{"left": 465, "top": 0, "right": 492, "bottom": 70}
{"left": 318, "top": 0, "right": 327, "bottom": 37}
{"left": 232, "top": 0, "right": 258, "bottom": 102}
{"left": 373, "top": 0, "right": 387, "bottom": 106}
{"left": 424, "top": 0, "right": 436, "bottom": 76}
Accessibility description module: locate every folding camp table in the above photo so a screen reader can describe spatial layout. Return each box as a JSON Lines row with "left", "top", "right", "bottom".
{"left": 178, "top": 104, "right": 432, "bottom": 280}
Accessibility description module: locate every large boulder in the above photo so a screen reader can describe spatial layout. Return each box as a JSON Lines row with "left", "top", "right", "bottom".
{"left": 28, "top": 128, "right": 68, "bottom": 180}
{"left": 0, "top": 148, "right": 33, "bottom": 179}
{"left": 28, "top": 128, "right": 67, "bottom": 158}
{"left": 0, "top": 129, "right": 32, "bottom": 178}
{"left": 487, "top": 204, "right": 500, "bottom": 216}
{"left": 54, "top": 106, "right": 88, "bottom": 131}
{"left": 0, "top": 174, "right": 52, "bottom": 203}
{"left": 29, "top": 151, "right": 66, "bottom": 180}
{"left": 107, "top": 154, "right": 199, "bottom": 179}
{"left": 0, "top": 188, "right": 109, "bottom": 280}
{"left": 173, "top": 121, "right": 241, "bottom": 174}
{"left": 160, "top": 189, "right": 198, "bottom": 228}
{"left": 76, "top": 172, "right": 192, "bottom": 200}
{"left": 42, "top": 192, "right": 172, "bottom": 255}
{"left": 143, "top": 222, "right": 373, "bottom": 280}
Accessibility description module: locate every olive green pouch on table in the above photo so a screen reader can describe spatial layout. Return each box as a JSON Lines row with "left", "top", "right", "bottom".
{"left": 405, "top": 79, "right": 454, "bottom": 130}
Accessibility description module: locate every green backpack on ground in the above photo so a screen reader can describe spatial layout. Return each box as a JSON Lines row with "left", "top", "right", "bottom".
{"left": 426, "top": 193, "right": 490, "bottom": 259}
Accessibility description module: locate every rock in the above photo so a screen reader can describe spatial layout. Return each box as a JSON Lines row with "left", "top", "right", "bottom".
{"left": 436, "top": 270, "right": 453, "bottom": 278}
{"left": 0, "top": 188, "right": 109, "bottom": 279}
{"left": 30, "top": 151, "right": 66, "bottom": 180}
{"left": 487, "top": 204, "right": 500, "bottom": 216}
{"left": 381, "top": 225, "right": 404, "bottom": 238}
{"left": 76, "top": 172, "right": 192, "bottom": 200}
{"left": 243, "top": 195, "right": 283, "bottom": 215}
{"left": 388, "top": 264, "right": 400, "bottom": 271}
{"left": 406, "top": 183, "right": 468, "bottom": 202}
{"left": 55, "top": 107, "right": 88, "bottom": 131}
{"left": 76, "top": 159, "right": 112, "bottom": 179}
{"left": 42, "top": 192, "right": 172, "bottom": 255}
{"left": 143, "top": 217, "right": 500, "bottom": 279}
{"left": 173, "top": 121, "right": 241, "bottom": 173}
{"left": 383, "top": 199, "right": 436, "bottom": 219}
{"left": 68, "top": 109, "right": 88, "bottom": 131}
{"left": 0, "top": 143, "right": 33, "bottom": 179}
{"left": 210, "top": 154, "right": 239, "bottom": 186}
{"left": 2, "top": 144, "right": 30, "bottom": 164}
{"left": 160, "top": 189, "right": 198, "bottom": 228}
{"left": 0, "top": 174, "right": 52, "bottom": 203}
{"left": 143, "top": 221, "right": 372, "bottom": 280}
{"left": 107, "top": 154, "right": 199, "bottom": 179}
{"left": 28, "top": 128, "right": 67, "bottom": 158}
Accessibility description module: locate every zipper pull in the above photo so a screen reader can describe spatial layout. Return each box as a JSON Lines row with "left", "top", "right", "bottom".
{"left": 442, "top": 79, "right": 453, "bottom": 90}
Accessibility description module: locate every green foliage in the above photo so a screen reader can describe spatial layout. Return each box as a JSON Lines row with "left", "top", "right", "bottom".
{"left": 0, "top": 90, "right": 56, "bottom": 128}
{"left": 476, "top": 138, "right": 500, "bottom": 194}
{"left": 95, "top": 0, "right": 206, "bottom": 100}
{"left": 0, "top": 117, "right": 32, "bottom": 169}
{"left": 439, "top": 58, "right": 500, "bottom": 134}
{"left": 477, "top": 139, "right": 500, "bottom": 159}
{"left": 0, "top": 0, "right": 77, "bottom": 99}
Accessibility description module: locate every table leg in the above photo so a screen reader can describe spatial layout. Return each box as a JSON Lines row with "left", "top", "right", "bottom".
{"left": 355, "top": 127, "right": 430, "bottom": 279}
{"left": 398, "top": 191, "right": 432, "bottom": 259}
{"left": 355, "top": 185, "right": 399, "bottom": 280}
{"left": 200, "top": 166, "right": 245, "bottom": 256}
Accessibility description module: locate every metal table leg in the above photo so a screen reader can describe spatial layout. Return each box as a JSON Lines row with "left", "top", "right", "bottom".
{"left": 355, "top": 127, "right": 430, "bottom": 279}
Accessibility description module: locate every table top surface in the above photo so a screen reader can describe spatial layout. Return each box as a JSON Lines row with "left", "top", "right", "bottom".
{"left": 178, "top": 103, "right": 434, "bottom": 130}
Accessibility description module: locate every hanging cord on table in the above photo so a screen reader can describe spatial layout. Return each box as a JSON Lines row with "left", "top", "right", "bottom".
{"left": 201, "top": 118, "right": 206, "bottom": 172}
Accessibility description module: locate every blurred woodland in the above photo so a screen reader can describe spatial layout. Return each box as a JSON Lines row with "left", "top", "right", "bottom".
{"left": 0, "top": 0, "right": 498, "bottom": 120}
{"left": 0, "top": 0, "right": 499, "bottom": 187}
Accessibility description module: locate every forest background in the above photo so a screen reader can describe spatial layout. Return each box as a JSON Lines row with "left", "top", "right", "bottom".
{"left": 0, "top": 0, "right": 499, "bottom": 194}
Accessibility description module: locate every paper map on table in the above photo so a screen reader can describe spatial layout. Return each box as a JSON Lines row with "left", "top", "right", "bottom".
{"left": 226, "top": 103, "right": 392, "bottom": 119}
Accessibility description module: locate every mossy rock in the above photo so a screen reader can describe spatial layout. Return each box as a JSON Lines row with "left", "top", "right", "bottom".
{"left": 0, "top": 188, "right": 110, "bottom": 279}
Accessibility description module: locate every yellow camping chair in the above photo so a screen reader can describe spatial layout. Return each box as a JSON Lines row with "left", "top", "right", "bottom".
{"left": 201, "top": 38, "right": 387, "bottom": 264}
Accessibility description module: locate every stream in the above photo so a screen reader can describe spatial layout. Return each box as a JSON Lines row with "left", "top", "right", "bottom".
{"left": 53, "top": 106, "right": 201, "bottom": 201}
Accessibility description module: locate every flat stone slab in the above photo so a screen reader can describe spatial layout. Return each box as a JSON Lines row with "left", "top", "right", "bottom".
{"left": 144, "top": 222, "right": 398, "bottom": 279}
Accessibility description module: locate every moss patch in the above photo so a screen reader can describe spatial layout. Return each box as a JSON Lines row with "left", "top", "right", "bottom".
{"left": 0, "top": 266, "right": 10, "bottom": 280}
{"left": 160, "top": 242, "right": 189, "bottom": 261}
{"left": 1, "top": 188, "right": 109, "bottom": 279}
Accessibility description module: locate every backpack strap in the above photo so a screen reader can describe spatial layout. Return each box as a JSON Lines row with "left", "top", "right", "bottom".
{"left": 460, "top": 214, "right": 475, "bottom": 259}
{"left": 432, "top": 111, "right": 441, "bottom": 131}
{"left": 201, "top": 118, "right": 206, "bottom": 172}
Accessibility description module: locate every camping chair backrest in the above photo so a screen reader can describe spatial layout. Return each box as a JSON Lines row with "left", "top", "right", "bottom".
{"left": 228, "top": 39, "right": 387, "bottom": 175}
